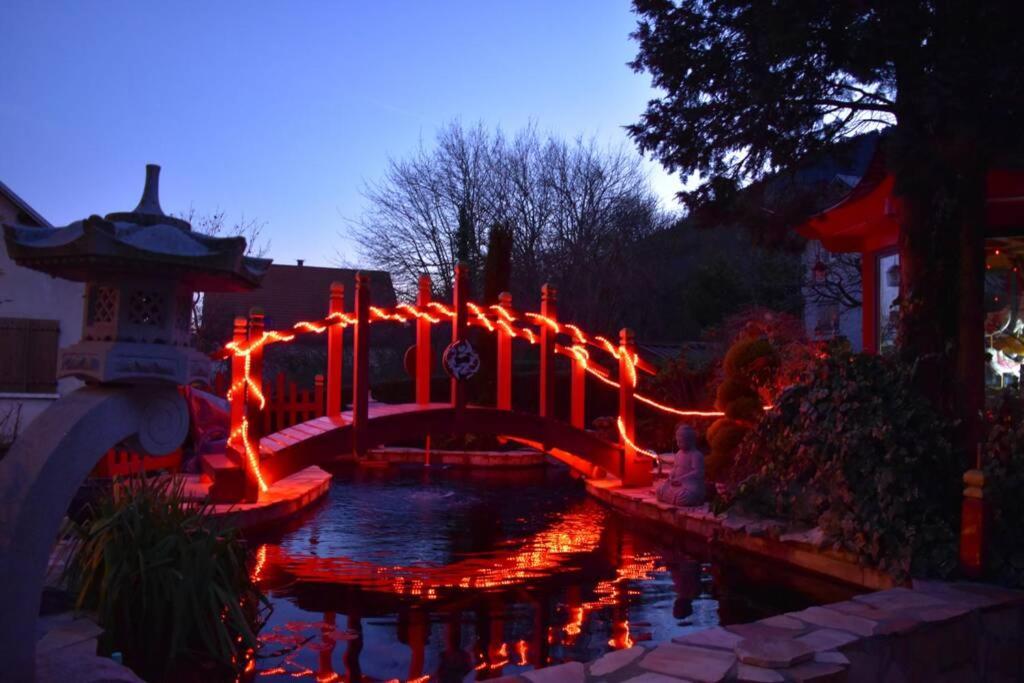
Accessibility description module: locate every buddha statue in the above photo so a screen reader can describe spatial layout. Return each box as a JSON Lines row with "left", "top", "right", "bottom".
{"left": 656, "top": 424, "right": 706, "bottom": 507}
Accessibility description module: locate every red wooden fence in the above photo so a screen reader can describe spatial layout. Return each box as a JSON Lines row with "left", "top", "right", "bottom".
{"left": 262, "top": 372, "right": 325, "bottom": 433}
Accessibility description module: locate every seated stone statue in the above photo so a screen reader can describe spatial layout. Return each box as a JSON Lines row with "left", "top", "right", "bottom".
{"left": 656, "top": 424, "right": 706, "bottom": 507}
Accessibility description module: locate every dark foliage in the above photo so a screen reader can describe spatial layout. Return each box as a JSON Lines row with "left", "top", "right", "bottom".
{"left": 62, "top": 476, "right": 267, "bottom": 681}
{"left": 629, "top": 0, "right": 1024, "bottom": 449}
{"left": 982, "top": 393, "right": 1024, "bottom": 587}
{"left": 726, "top": 352, "right": 961, "bottom": 579}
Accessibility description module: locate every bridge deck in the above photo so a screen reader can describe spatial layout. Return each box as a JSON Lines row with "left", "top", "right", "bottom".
{"left": 204, "top": 401, "right": 626, "bottom": 498}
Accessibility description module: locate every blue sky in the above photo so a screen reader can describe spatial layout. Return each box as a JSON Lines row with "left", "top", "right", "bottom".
{"left": 2, "top": 1, "right": 681, "bottom": 267}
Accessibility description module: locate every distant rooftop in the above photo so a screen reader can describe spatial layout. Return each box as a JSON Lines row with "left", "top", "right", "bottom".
{"left": 201, "top": 262, "right": 397, "bottom": 345}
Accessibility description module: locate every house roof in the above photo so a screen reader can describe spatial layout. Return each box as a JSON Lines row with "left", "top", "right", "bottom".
{"left": 3, "top": 166, "right": 271, "bottom": 290}
{"left": 0, "top": 179, "right": 51, "bottom": 228}
{"left": 798, "top": 146, "right": 1024, "bottom": 253}
{"left": 202, "top": 262, "right": 397, "bottom": 343}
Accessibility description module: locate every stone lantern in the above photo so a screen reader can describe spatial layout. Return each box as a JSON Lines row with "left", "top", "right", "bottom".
{"left": 0, "top": 165, "right": 270, "bottom": 681}
{"left": 3, "top": 164, "right": 270, "bottom": 385}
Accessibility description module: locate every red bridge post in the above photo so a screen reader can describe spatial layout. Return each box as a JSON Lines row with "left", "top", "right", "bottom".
{"left": 497, "top": 291, "right": 513, "bottom": 410}
{"left": 451, "top": 263, "right": 469, "bottom": 415}
{"left": 416, "top": 274, "right": 432, "bottom": 406}
{"left": 352, "top": 273, "right": 370, "bottom": 458}
{"left": 228, "top": 315, "right": 247, "bottom": 456}
{"left": 539, "top": 284, "right": 557, "bottom": 419}
{"left": 327, "top": 281, "right": 345, "bottom": 416}
{"left": 618, "top": 327, "right": 650, "bottom": 487}
{"left": 243, "top": 307, "right": 265, "bottom": 501}
{"left": 571, "top": 345, "right": 586, "bottom": 430}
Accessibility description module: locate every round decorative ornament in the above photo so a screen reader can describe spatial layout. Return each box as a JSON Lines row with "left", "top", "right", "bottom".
{"left": 403, "top": 345, "right": 418, "bottom": 378}
{"left": 442, "top": 340, "right": 480, "bottom": 381}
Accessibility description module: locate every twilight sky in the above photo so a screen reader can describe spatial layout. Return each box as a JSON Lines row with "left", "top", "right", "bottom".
{"left": 1, "top": 1, "right": 682, "bottom": 267}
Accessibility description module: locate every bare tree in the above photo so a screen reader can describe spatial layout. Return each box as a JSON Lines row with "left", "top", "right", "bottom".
{"left": 805, "top": 251, "right": 862, "bottom": 311}
{"left": 175, "top": 207, "right": 270, "bottom": 344}
{"left": 347, "top": 122, "right": 671, "bottom": 327}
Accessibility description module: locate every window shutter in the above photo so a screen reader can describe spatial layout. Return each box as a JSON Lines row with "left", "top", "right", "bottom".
{"left": 0, "top": 318, "right": 60, "bottom": 393}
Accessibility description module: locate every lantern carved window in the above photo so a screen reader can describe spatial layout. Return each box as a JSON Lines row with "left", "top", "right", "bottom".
{"left": 128, "top": 291, "right": 164, "bottom": 326}
{"left": 87, "top": 285, "right": 118, "bottom": 325}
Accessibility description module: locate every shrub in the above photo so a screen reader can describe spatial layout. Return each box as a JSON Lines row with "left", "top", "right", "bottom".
{"left": 983, "top": 393, "right": 1024, "bottom": 587}
{"left": 62, "top": 476, "right": 268, "bottom": 681}
{"left": 706, "top": 334, "right": 776, "bottom": 475}
{"left": 726, "top": 351, "right": 961, "bottom": 580}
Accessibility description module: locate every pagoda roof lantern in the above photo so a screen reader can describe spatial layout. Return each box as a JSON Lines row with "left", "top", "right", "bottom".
{"left": 3, "top": 164, "right": 271, "bottom": 292}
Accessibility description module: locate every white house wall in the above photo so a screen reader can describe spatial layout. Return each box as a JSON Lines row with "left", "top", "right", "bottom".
{"left": 0, "top": 193, "right": 83, "bottom": 434}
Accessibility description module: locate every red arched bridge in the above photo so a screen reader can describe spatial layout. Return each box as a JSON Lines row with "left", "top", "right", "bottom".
{"left": 208, "top": 265, "right": 725, "bottom": 502}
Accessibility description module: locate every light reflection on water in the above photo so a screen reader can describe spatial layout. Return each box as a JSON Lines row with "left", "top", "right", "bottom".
{"left": 249, "top": 466, "right": 849, "bottom": 682}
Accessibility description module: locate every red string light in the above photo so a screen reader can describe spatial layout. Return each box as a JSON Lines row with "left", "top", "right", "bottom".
{"left": 218, "top": 297, "right": 776, "bottom": 490}
{"left": 617, "top": 417, "right": 659, "bottom": 460}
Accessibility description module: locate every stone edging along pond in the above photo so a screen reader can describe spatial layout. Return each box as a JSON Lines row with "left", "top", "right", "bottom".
{"left": 489, "top": 582, "right": 1024, "bottom": 682}
{"left": 584, "top": 479, "right": 896, "bottom": 592}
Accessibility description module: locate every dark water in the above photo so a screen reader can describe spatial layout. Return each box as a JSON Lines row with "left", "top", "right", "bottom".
{"left": 250, "top": 465, "right": 855, "bottom": 682}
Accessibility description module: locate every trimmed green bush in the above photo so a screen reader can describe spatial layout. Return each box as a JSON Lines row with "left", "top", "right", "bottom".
{"left": 62, "top": 476, "right": 268, "bottom": 681}
{"left": 706, "top": 334, "right": 776, "bottom": 476}
{"left": 726, "top": 351, "right": 961, "bottom": 580}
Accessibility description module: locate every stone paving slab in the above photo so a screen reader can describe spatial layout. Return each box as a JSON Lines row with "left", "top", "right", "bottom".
{"left": 510, "top": 581, "right": 1024, "bottom": 682}
{"left": 182, "top": 465, "right": 332, "bottom": 531}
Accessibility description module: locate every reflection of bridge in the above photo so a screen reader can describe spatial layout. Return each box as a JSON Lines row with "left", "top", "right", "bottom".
{"left": 208, "top": 265, "right": 717, "bottom": 502}
{"left": 253, "top": 500, "right": 663, "bottom": 681}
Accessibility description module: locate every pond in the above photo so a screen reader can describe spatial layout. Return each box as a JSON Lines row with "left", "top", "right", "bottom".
{"left": 250, "top": 465, "right": 855, "bottom": 682}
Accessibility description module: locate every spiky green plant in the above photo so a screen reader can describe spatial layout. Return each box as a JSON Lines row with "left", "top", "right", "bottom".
{"left": 62, "top": 475, "right": 268, "bottom": 681}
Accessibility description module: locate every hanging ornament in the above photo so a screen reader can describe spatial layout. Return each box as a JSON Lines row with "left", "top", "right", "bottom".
{"left": 886, "top": 263, "right": 900, "bottom": 287}
{"left": 443, "top": 339, "right": 480, "bottom": 381}
{"left": 811, "top": 258, "right": 828, "bottom": 283}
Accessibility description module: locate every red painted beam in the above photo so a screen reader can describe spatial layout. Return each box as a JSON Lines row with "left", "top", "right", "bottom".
{"left": 451, "top": 263, "right": 469, "bottom": 413}
{"left": 497, "top": 291, "right": 513, "bottom": 410}
{"left": 326, "top": 282, "right": 345, "bottom": 416}
{"left": 416, "top": 274, "right": 432, "bottom": 406}
{"left": 352, "top": 273, "right": 370, "bottom": 457}
{"left": 539, "top": 284, "right": 557, "bottom": 419}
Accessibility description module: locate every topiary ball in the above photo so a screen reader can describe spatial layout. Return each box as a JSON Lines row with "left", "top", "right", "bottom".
{"left": 723, "top": 337, "right": 777, "bottom": 380}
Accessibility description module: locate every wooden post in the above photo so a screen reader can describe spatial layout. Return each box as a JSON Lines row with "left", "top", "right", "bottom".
{"left": 451, "top": 263, "right": 469, "bottom": 413}
{"left": 228, "top": 315, "right": 247, "bottom": 455}
{"left": 571, "top": 346, "right": 586, "bottom": 430}
{"left": 327, "top": 282, "right": 345, "bottom": 416}
{"left": 314, "top": 374, "right": 325, "bottom": 417}
{"left": 352, "top": 273, "right": 370, "bottom": 457}
{"left": 539, "top": 284, "right": 557, "bottom": 419}
{"left": 960, "top": 448, "right": 988, "bottom": 578}
{"left": 618, "top": 327, "right": 649, "bottom": 487}
{"left": 497, "top": 291, "right": 513, "bottom": 411}
{"left": 244, "top": 307, "right": 265, "bottom": 501}
{"left": 416, "top": 274, "right": 432, "bottom": 406}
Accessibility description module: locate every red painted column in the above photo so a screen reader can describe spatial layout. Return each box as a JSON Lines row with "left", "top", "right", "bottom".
{"left": 327, "top": 281, "right": 345, "bottom": 416}
{"left": 618, "top": 328, "right": 650, "bottom": 487}
{"left": 570, "top": 348, "right": 586, "bottom": 430}
{"left": 244, "top": 307, "right": 265, "bottom": 502}
{"left": 861, "top": 250, "right": 878, "bottom": 353}
{"left": 960, "top": 462, "right": 988, "bottom": 579}
{"left": 228, "top": 315, "right": 247, "bottom": 456}
{"left": 497, "top": 291, "right": 513, "bottom": 411}
{"left": 416, "top": 274, "right": 432, "bottom": 406}
{"left": 451, "top": 263, "right": 469, "bottom": 414}
{"left": 539, "top": 284, "right": 557, "bottom": 419}
{"left": 318, "top": 612, "right": 337, "bottom": 682}
{"left": 352, "top": 273, "right": 370, "bottom": 458}
{"left": 314, "top": 374, "right": 325, "bottom": 417}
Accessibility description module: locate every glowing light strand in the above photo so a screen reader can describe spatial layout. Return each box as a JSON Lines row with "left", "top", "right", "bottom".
{"left": 217, "top": 297, "right": 776, "bottom": 490}
{"left": 617, "top": 416, "right": 659, "bottom": 461}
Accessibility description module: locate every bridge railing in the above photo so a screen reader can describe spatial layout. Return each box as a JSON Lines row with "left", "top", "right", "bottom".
{"left": 222, "top": 264, "right": 677, "bottom": 500}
